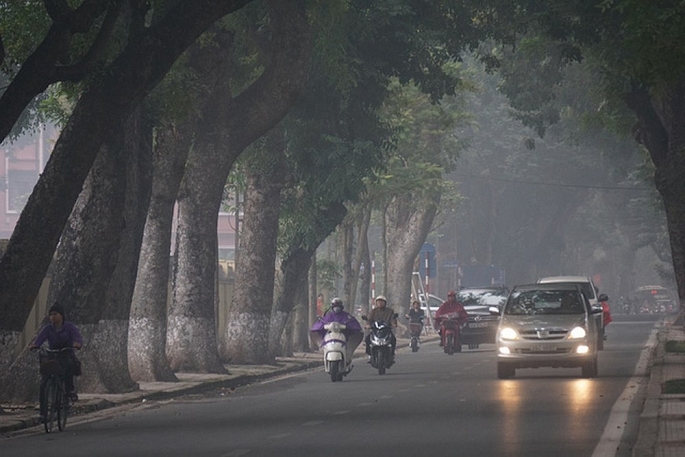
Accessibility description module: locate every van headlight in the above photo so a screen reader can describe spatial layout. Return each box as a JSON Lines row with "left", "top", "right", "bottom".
{"left": 499, "top": 327, "right": 519, "bottom": 340}
{"left": 568, "top": 326, "right": 587, "bottom": 339}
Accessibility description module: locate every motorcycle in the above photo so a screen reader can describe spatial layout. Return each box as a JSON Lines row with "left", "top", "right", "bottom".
{"left": 317, "top": 321, "right": 355, "bottom": 382}
{"left": 405, "top": 316, "right": 423, "bottom": 352}
{"left": 438, "top": 312, "right": 464, "bottom": 355}
{"left": 362, "top": 315, "right": 397, "bottom": 375}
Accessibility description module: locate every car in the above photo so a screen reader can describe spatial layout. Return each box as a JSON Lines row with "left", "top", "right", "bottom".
{"left": 456, "top": 287, "right": 508, "bottom": 348}
{"left": 633, "top": 285, "right": 677, "bottom": 313}
{"left": 496, "top": 282, "right": 602, "bottom": 379}
{"left": 537, "top": 276, "right": 606, "bottom": 350}
{"left": 457, "top": 286, "right": 509, "bottom": 308}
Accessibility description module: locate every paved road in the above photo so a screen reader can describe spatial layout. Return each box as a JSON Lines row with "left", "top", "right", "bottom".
{"left": 0, "top": 314, "right": 659, "bottom": 457}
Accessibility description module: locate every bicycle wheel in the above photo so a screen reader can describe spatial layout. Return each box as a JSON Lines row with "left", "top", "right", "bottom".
{"left": 57, "top": 380, "right": 68, "bottom": 431}
{"left": 43, "top": 378, "right": 57, "bottom": 433}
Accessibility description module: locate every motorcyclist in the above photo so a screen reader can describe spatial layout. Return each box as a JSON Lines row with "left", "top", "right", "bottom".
{"left": 364, "top": 295, "right": 397, "bottom": 358}
{"left": 598, "top": 293, "right": 612, "bottom": 340}
{"left": 434, "top": 291, "right": 468, "bottom": 345}
{"left": 405, "top": 300, "right": 425, "bottom": 337}
{"left": 310, "top": 298, "right": 363, "bottom": 362}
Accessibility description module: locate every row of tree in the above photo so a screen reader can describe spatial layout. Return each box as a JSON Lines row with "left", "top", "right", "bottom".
{"left": 0, "top": 0, "right": 496, "bottom": 402}
{"left": 1, "top": 1, "right": 683, "bottom": 405}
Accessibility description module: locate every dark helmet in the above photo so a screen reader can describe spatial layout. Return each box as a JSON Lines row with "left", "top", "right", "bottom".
{"left": 48, "top": 302, "right": 65, "bottom": 318}
{"left": 331, "top": 297, "right": 344, "bottom": 311}
{"left": 598, "top": 293, "right": 609, "bottom": 301}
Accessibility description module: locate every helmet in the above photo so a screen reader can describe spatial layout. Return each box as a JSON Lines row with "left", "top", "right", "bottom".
{"left": 598, "top": 294, "right": 608, "bottom": 301}
{"left": 448, "top": 290, "right": 457, "bottom": 297}
{"left": 331, "top": 297, "right": 344, "bottom": 309}
{"left": 375, "top": 295, "right": 387, "bottom": 302}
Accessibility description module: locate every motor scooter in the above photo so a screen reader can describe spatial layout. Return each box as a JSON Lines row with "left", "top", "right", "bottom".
{"left": 438, "top": 312, "right": 463, "bottom": 355}
{"left": 405, "top": 316, "right": 423, "bottom": 352}
{"left": 319, "top": 322, "right": 353, "bottom": 382}
{"left": 362, "top": 315, "right": 396, "bottom": 375}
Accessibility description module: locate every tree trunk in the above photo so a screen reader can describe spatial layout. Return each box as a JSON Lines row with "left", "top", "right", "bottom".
{"left": 308, "top": 252, "right": 319, "bottom": 351}
{"left": 0, "top": 0, "right": 253, "bottom": 373}
{"left": 341, "top": 217, "right": 355, "bottom": 308}
{"left": 385, "top": 194, "right": 440, "bottom": 317}
{"left": 167, "top": 139, "right": 230, "bottom": 373}
{"left": 225, "top": 146, "right": 285, "bottom": 363}
{"left": 128, "top": 121, "right": 192, "bottom": 382}
{"left": 167, "top": 0, "right": 309, "bottom": 369}
{"left": 270, "top": 246, "right": 314, "bottom": 357}
{"left": 354, "top": 204, "right": 372, "bottom": 315}
{"left": 626, "top": 81, "right": 685, "bottom": 312}
{"left": 2, "top": 109, "right": 152, "bottom": 399}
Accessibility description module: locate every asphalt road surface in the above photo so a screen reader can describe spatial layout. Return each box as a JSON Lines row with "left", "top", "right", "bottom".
{"left": 0, "top": 314, "right": 660, "bottom": 457}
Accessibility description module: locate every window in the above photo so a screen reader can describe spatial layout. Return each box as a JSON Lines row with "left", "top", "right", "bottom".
{"left": 5, "top": 168, "right": 36, "bottom": 213}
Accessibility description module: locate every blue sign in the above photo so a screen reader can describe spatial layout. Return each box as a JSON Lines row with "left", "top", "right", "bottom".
{"left": 418, "top": 243, "right": 437, "bottom": 278}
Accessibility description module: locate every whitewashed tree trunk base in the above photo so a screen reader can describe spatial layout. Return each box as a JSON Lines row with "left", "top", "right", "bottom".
{"left": 167, "top": 315, "right": 227, "bottom": 373}
{"left": 129, "top": 317, "right": 178, "bottom": 382}
{"left": 222, "top": 311, "right": 271, "bottom": 364}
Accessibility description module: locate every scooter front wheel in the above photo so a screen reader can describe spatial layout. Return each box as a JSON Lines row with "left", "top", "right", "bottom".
{"left": 446, "top": 334, "right": 455, "bottom": 355}
{"left": 330, "top": 360, "right": 341, "bottom": 382}
{"left": 377, "top": 352, "right": 386, "bottom": 375}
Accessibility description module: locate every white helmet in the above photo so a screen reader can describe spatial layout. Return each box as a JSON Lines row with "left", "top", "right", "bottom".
{"left": 375, "top": 295, "right": 387, "bottom": 302}
{"left": 330, "top": 297, "right": 344, "bottom": 310}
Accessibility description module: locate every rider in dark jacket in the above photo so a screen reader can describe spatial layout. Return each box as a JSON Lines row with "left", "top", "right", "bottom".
{"left": 365, "top": 295, "right": 397, "bottom": 356}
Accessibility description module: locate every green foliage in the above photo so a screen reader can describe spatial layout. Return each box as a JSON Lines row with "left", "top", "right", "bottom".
{"left": 0, "top": 1, "right": 50, "bottom": 73}
{"left": 663, "top": 378, "right": 685, "bottom": 394}
{"left": 665, "top": 340, "right": 685, "bottom": 354}
{"left": 597, "top": 0, "right": 685, "bottom": 88}
{"left": 316, "top": 259, "right": 342, "bottom": 293}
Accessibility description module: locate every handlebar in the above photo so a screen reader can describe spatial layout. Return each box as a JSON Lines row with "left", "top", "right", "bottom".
{"left": 31, "top": 346, "right": 78, "bottom": 353}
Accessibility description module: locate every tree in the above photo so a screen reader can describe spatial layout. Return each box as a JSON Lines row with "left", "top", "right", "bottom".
{"left": 0, "top": 0, "right": 254, "bottom": 374}
{"left": 371, "top": 76, "right": 467, "bottom": 316}
{"left": 168, "top": 0, "right": 311, "bottom": 371}
{"left": 490, "top": 0, "right": 685, "bottom": 306}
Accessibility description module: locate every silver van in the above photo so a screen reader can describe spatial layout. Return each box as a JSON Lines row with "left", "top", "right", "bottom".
{"left": 537, "top": 276, "right": 606, "bottom": 350}
{"left": 496, "top": 283, "right": 601, "bottom": 379}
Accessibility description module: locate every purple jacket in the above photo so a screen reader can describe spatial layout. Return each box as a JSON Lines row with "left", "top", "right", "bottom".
{"left": 33, "top": 322, "right": 83, "bottom": 350}
{"left": 310, "top": 311, "right": 362, "bottom": 336}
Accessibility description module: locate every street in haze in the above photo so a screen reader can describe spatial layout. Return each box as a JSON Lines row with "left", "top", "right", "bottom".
{"left": 0, "top": 314, "right": 659, "bottom": 457}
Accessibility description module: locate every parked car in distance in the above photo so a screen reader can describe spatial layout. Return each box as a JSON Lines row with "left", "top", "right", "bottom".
{"left": 496, "top": 283, "right": 601, "bottom": 379}
{"left": 537, "top": 275, "right": 606, "bottom": 350}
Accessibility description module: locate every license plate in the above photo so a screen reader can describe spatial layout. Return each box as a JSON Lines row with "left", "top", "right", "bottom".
{"left": 469, "top": 322, "right": 489, "bottom": 328}
{"left": 531, "top": 343, "right": 556, "bottom": 352}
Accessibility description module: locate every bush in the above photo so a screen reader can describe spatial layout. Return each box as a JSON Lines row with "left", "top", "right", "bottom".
{"left": 663, "top": 379, "right": 685, "bottom": 394}
{"left": 665, "top": 340, "right": 685, "bottom": 353}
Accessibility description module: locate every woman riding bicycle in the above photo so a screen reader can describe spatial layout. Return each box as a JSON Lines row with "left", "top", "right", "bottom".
{"left": 29, "top": 302, "right": 83, "bottom": 419}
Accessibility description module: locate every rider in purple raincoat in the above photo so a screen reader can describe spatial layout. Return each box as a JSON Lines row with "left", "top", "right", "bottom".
{"left": 310, "top": 298, "right": 364, "bottom": 361}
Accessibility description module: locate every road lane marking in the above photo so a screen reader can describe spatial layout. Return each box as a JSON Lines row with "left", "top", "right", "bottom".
{"left": 302, "top": 420, "right": 324, "bottom": 426}
{"left": 592, "top": 327, "right": 657, "bottom": 457}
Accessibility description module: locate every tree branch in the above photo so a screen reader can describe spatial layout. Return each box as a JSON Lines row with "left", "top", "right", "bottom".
{"left": 56, "top": 1, "right": 124, "bottom": 81}
{"left": 624, "top": 82, "right": 669, "bottom": 168}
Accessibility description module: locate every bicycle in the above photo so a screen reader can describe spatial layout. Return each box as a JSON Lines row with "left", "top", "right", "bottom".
{"left": 36, "top": 347, "right": 72, "bottom": 433}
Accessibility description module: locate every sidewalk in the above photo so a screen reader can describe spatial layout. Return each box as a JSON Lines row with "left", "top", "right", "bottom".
{"left": 633, "top": 315, "right": 685, "bottom": 457}
{"left": 0, "top": 335, "right": 437, "bottom": 435}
